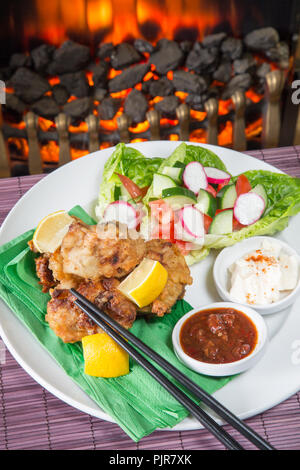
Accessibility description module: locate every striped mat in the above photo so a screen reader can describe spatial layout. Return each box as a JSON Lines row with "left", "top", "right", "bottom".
{"left": 1, "top": 145, "right": 300, "bottom": 450}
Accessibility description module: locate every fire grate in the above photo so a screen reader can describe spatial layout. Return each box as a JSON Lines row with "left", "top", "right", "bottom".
{"left": 0, "top": 25, "right": 296, "bottom": 176}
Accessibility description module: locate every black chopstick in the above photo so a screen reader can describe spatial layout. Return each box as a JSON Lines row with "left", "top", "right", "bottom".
{"left": 71, "top": 289, "right": 274, "bottom": 450}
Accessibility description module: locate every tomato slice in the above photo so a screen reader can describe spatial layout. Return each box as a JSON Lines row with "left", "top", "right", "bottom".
{"left": 206, "top": 184, "right": 217, "bottom": 197}
{"left": 203, "top": 214, "right": 212, "bottom": 233}
{"left": 233, "top": 217, "right": 245, "bottom": 231}
{"left": 150, "top": 200, "right": 175, "bottom": 241}
{"left": 217, "top": 181, "right": 229, "bottom": 193}
{"left": 116, "top": 173, "right": 145, "bottom": 199}
{"left": 149, "top": 199, "right": 174, "bottom": 224}
{"left": 236, "top": 174, "right": 251, "bottom": 196}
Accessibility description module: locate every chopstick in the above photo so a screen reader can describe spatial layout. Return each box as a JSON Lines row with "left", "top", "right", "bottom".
{"left": 71, "top": 289, "right": 274, "bottom": 450}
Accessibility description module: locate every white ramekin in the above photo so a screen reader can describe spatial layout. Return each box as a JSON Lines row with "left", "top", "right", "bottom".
{"left": 172, "top": 301, "right": 268, "bottom": 377}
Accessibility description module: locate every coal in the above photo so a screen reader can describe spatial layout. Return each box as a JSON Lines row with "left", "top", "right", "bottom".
{"left": 213, "top": 61, "right": 232, "bottom": 83}
{"left": 0, "top": 67, "right": 13, "bottom": 81}
{"left": 48, "top": 40, "right": 90, "bottom": 74}
{"left": 185, "top": 93, "right": 208, "bottom": 111}
{"left": 108, "top": 63, "right": 150, "bottom": 93}
{"left": 186, "top": 43, "right": 219, "bottom": 74}
{"left": 59, "top": 71, "right": 89, "bottom": 98}
{"left": 52, "top": 84, "right": 70, "bottom": 106}
{"left": 233, "top": 54, "right": 256, "bottom": 75}
{"left": 63, "top": 97, "right": 92, "bottom": 120}
{"left": 31, "top": 96, "right": 60, "bottom": 119}
{"left": 9, "top": 53, "right": 32, "bottom": 69}
{"left": 172, "top": 70, "right": 207, "bottom": 94}
{"left": 222, "top": 73, "right": 252, "bottom": 100}
{"left": 111, "top": 43, "right": 141, "bottom": 70}
{"left": 124, "top": 89, "right": 148, "bottom": 124}
{"left": 4, "top": 93, "right": 26, "bottom": 114}
{"left": 154, "top": 95, "right": 180, "bottom": 118}
{"left": 9, "top": 67, "right": 50, "bottom": 103}
{"left": 244, "top": 27, "right": 279, "bottom": 52}
{"left": 149, "top": 77, "right": 174, "bottom": 97}
{"left": 97, "top": 42, "right": 114, "bottom": 60}
{"left": 134, "top": 39, "right": 154, "bottom": 54}
{"left": 31, "top": 44, "right": 55, "bottom": 74}
{"left": 253, "top": 77, "right": 265, "bottom": 95}
{"left": 179, "top": 41, "right": 193, "bottom": 54}
{"left": 94, "top": 87, "right": 107, "bottom": 101}
{"left": 98, "top": 96, "right": 122, "bottom": 120}
{"left": 265, "top": 42, "right": 289, "bottom": 67}
{"left": 221, "top": 37, "right": 243, "bottom": 60}
{"left": 202, "top": 32, "right": 227, "bottom": 48}
{"left": 256, "top": 62, "right": 271, "bottom": 79}
{"left": 150, "top": 40, "right": 183, "bottom": 75}
{"left": 92, "top": 62, "right": 109, "bottom": 88}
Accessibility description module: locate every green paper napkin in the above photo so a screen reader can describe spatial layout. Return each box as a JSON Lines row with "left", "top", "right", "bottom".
{"left": 0, "top": 205, "right": 233, "bottom": 441}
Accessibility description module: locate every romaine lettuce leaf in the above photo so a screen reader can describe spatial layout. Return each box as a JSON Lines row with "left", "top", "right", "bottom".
{"left": 185, "top": 145, "right": 228, "bottom": 171}
{"left": 95, "top": 143, "right": 162, "bottom": 218}
{"left": 185, "top": 247, "right": 210, "bottom": 266}
{"left": 204, "top": 170, "right": 300, "bottom": 249}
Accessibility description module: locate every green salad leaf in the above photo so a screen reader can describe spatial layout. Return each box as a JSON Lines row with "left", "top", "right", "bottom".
{"left": 95, "top": 143, "right": 162, "bottom": 218}
{"left": 204, "top": 170, "right": 300, "bottom": 249}
{"left": 185, "top": 144, "right": 228, "bottom": 171}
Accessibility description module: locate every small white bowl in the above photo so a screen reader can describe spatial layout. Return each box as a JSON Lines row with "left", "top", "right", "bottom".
{"left": 172, "top": 302, "right": 268, "bottom": 377}
{"left": 213, "top": 236, "right": 300, "bottom": 315}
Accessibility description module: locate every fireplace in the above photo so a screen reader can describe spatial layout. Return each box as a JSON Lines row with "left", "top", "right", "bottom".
{"left": 0, "top": 0, "right": 300, "bottom": 177}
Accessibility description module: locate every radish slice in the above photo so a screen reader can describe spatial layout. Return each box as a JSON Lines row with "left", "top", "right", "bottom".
{"left": 176, "top": 205, "right": 204, "bottom": 242}
{"left": 183, "top": 161, "right": 208, "bottom": 194}
{"left": 103, "top": 201, "right": 139, "bottom": 229}
{"left": 204, "top": 167, "right": 231, "bottom": 185}
{"left": 233, "top": 193, "right": 265, "bottom": 226}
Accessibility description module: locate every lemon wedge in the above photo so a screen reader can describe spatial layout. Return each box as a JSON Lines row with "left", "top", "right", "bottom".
{"left": 82, "top": 333, "right": 129, "bottom": 378}
{"left": 117, "top": 258, "right": 168, "bottom": 308}
{"left": 32, "top": 210, "right": 73, "bottom": 253}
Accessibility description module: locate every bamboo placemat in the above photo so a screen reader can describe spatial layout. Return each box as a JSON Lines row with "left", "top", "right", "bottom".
{"left": 1, "top": 146, "right": 300, "bottom": 450}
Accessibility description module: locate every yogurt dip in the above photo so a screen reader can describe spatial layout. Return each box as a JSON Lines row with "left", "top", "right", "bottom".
{"left": 229, "top": 240, "right": 299, "bottom": 305}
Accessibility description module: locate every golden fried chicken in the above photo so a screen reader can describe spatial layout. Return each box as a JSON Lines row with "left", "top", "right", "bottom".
{"left": 60, "top": 220, "right": 146, "bottom": 280}
{"left": 145, "top": 239, "right": 193, "bottom": 316}
{"left": 95, "top": 278, "right": 136, "bottom": 329}
{"left": 31, "top": 217, "right": 192, "bottom": 342}
{"left": 46, "top": 279, "right": 136, "bottom": 343}
{"left": 35, "top": 255, "right": 56, "bottom": 293}
{"left": 48, "top": 248, "right": 80, "bottom": 289}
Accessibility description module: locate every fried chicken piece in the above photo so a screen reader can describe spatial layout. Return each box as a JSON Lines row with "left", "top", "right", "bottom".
{"left": 46, "top": 280, "right": 103, "bottom": 343}
{"left": 95, "top": 278, "right": 136, "bottom": 329}
{"left": 48, "top": 248, "right": 80, "bottom": 289}
{"left": 35, "top": 255, "right": 56, "bottom": 293}
{"left": 46, "top": 279, "right": 136, "bottom": 343}
{"left": 60, "top": 220, "right": 146, "bottom": 280}
{"left": 145, "top": 239, "right": 193, "bottom": 316}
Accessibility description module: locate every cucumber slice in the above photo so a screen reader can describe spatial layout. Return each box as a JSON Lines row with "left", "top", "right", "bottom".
{"left": 162, "top": 187, "right": 197, "bottom": 210}
{"left": 195, "top": 189, "right": 217, "bottom": 217}
{"left": 173, "top": 161, "right": 186, "bottom": 168}
{"left": 209, "top": 210, "right": 233, "bottom": 235}
{"left": 113, "top": 185, "right": 121, "bottom": 201}
{"left": 162, "top": 166, "right": 183, "bottom": 184}
{"left": 152, "top": 173, "right": 177, "bottom": 198}
{"left": 250, "top": 184, "right": 268, "bottom": 210}
{"left": 120, "top": 185, "right": 131, "bottom": 200}
{"left": 218, "top": 184, "right": 237, "bottom": 209}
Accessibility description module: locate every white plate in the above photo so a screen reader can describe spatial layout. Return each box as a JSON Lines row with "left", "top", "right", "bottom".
{"left": 1, "top": 141, "right": 300, "bottom": 432}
